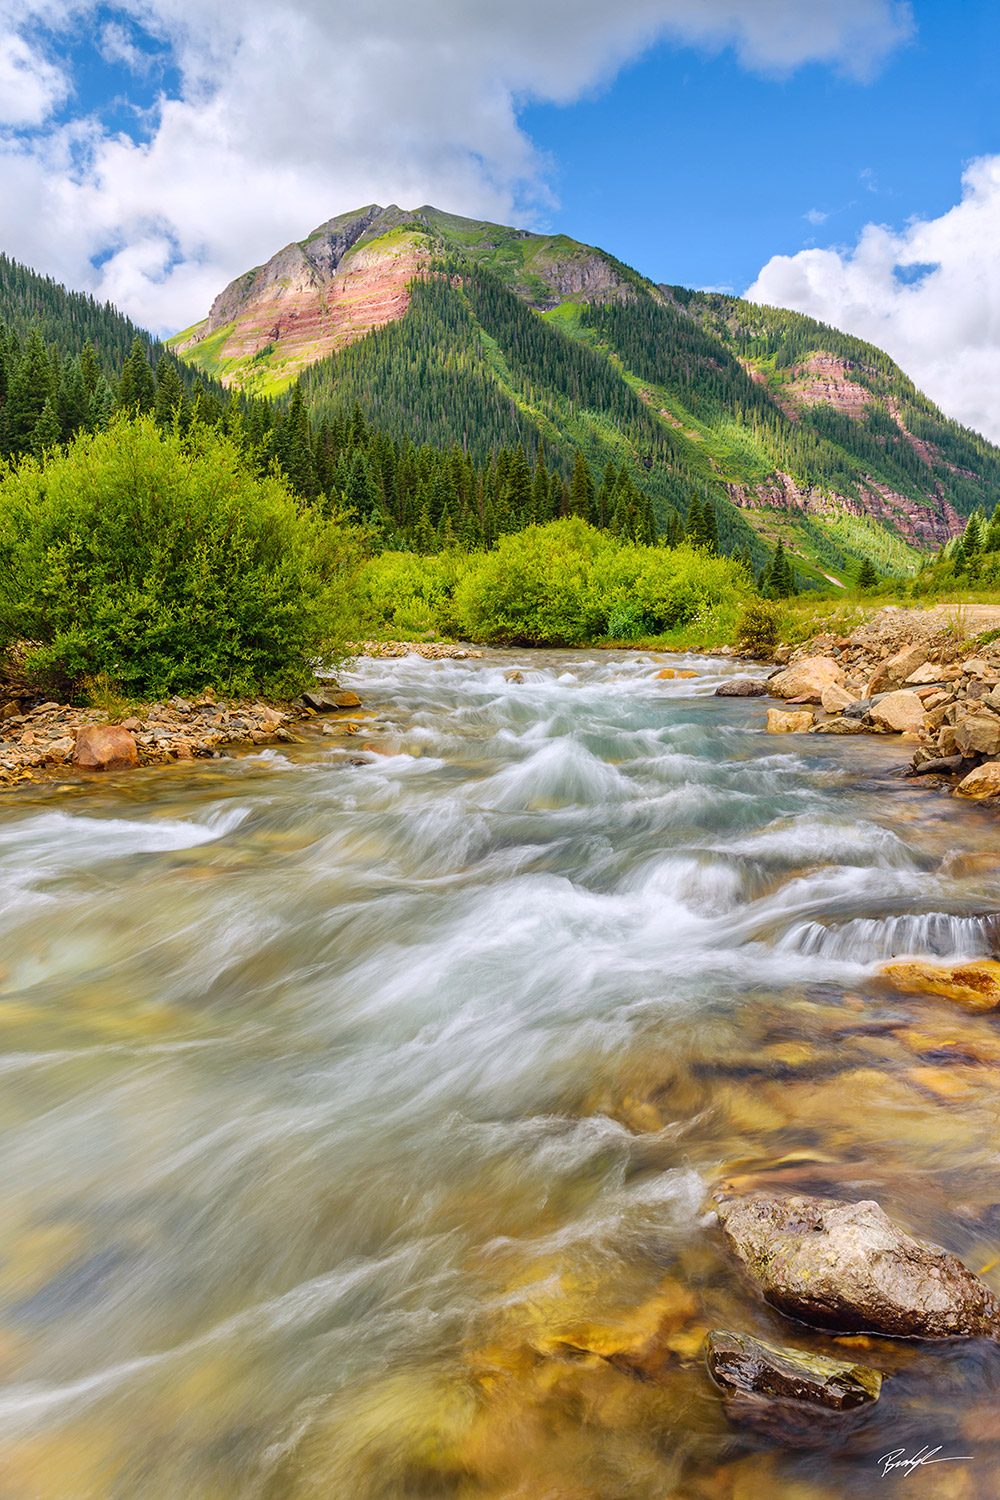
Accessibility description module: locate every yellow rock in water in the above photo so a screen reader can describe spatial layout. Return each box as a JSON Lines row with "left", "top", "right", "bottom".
{"left": 677, "top": 670, "right": 699, "bottom": 679}
{"left": 654, "top": 668, "right": 676, "bottom": 679}
{"left": 877, "top": 959, "right": 1000, "bottom": 1011}
{"left": 766, "top": 708, "right": 814, "bottom": 733}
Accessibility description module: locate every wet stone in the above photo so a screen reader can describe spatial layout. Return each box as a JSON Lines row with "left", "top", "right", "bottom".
{"left": 715, "top": 678, "right": 768, "bottom": 697}
{"left": 705, "top": 1328, "right": 882, "bottom": 1416}
{"left": 715, "top": 1192, "right": 1000, "bottom": 1339}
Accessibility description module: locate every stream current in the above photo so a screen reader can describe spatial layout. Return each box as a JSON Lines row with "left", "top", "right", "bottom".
{"left": 0, "top": 649, "right": 999, "bottom": 1499}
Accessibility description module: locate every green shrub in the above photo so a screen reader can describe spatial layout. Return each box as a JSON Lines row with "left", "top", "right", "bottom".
{"left": 453, "top": 519, "right": 606, "bottom": 644}
{"left": 0, "top": 414, "right": 363, "bottom": 698}
{"left": 735, "top": 598, "right": 781, "bottom": 656}
{"left": 357, "top": 549, "right": 470, "bottom": 638}
{"left": 452, "top": 520, "right": 749, "bottom": 645}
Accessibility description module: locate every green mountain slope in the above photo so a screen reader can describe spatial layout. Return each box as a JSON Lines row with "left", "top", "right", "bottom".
{"left": 168, "top": 203, "right": 1000, "bottom": 583}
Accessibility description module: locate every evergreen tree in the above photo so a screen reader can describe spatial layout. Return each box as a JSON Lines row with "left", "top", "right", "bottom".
{"left": 857, "top": 556, "right": 880, "bottom": 590}
{"left": 154, "top": 357, "right": 184, "bottom": 429}
{"left": 30, "top": 395, "right": 62, "bottom": 459}
{"left": 596, "top": 462, "right": 617, "bottom": 530}
{"left": 3, "top": 326, "right": 53, "bottom": 454}
{"left": 702, "top": 499, "right": 719, "bottom": 555}
{"left": 685, "top": 494, "right": 704, "bottom": 546}
{"left": 117, "top": 335, "right": 156, "bottom": 414}
{"left": 568, "top": 450, "right": 594, "bottom": 521}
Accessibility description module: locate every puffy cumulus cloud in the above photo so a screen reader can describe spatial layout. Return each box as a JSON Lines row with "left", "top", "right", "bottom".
{"left": 747, "top": 155, "right": 1000, "bottom": 442}
{"left": 0, "top": 0, "right": 913, "bottom": 332}
{"left": 0, "top": 28, "right": 70, "bottom": 125}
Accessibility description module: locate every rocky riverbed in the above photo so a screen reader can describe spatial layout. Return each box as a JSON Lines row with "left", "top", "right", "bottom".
{"left": 729, "top": 605, "right": 1000, "bottom": 802}
{"left": 0, "top": 684, "right": 366, "bottom": 785}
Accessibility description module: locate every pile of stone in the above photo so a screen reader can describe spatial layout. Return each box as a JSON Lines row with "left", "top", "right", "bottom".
{"left": 704, "top": 1189, "right": 1000, "bottom": 1442}
{"left": 347, "top": 639, "right": 482, "bottom": 660}
{"left": 0, "top": 684, "right": 364, "bottom": 784}
{"left": 722, "top": 606, "right": 1000, "bottom": 800}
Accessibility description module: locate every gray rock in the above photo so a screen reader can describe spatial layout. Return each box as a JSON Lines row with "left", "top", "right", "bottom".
{"left": 715, "top": 678, "right": 769, "bottom": 697}
{"left": 715, "top": 1192, "right": 1000, "bottom": 1339}
{"left": 906, "top": 755, "right": 965, "bottom": 777}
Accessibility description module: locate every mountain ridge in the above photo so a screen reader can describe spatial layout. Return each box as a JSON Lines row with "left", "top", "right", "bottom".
{"left": 169, "top": 202, "right": 1000, "bottom": 582}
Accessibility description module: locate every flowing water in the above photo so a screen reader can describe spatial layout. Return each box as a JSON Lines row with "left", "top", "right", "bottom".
{"left": 0, "top": 650, "right": 999, "bottom": 1500}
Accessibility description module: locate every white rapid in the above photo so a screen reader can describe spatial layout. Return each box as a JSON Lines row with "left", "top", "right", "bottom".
{"left": 0, "top": 648, "right": 997, "bottom": 1500}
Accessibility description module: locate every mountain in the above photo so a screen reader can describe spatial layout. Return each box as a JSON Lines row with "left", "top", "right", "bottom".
{"left": 171, "top": 203, "right": 1000, "bottom": 584}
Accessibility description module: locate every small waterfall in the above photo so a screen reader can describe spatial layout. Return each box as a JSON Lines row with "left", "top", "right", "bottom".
{"left": 775, "top": 911, "right": 1000, "bottom": 963}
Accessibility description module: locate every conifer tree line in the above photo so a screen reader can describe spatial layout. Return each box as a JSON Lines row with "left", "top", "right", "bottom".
{"left": 0, "top": 322, "right": 254, "bottom": 463}
{"left": 0, "top": 251, "right": 761, "bottom": 568}
{"left": 584, "top": 296, "right": 1000, "bottom": 515}
{"left": 269, "top": 385, "right": 686, "bottom": 552}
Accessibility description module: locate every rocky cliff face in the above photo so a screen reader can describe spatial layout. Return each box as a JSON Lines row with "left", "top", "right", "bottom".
{"left": 726, "top": 468, "right": 963, "bottom": 549}
{"left": 172, "top": 204, "right": 633, "bottom": 389}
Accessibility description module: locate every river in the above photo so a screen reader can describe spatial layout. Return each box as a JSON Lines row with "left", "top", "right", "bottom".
{"left": 0, "top": 649, "right": 998, "bottom": 1500}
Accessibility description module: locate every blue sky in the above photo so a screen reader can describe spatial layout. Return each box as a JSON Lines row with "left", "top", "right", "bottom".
{"left": 523, "top": 1, "right": 998, "bottom": 293}
{"left": 1, "top": 0, "right": 998, "bottom": 436}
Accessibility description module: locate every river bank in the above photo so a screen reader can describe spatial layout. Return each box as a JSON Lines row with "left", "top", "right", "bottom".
{"left": 746, "top": 602, "right": 1000, "bottom": 801}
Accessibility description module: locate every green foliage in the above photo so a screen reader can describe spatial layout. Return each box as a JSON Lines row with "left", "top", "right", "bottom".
{"left": 0, "top": 414, "right": 362, "bottom": 697}
{"left": 736, "top": 598, "right": 781, "bottom": 656}
{"left": 759, "top": 539, "right": 798, "bottom": 599}
{"left": 856, "top": 556, "right": 880, "bottom": 591}
{"left": 445, "top": 520, "right": 749, "bottom": 645}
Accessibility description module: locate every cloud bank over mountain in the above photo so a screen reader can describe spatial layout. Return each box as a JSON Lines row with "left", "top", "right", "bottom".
{"left": 0, "top": 0, "right": 912, "bottom": 333}
{"left": 747, "top": 155, "right": 1000, "bottom": 442}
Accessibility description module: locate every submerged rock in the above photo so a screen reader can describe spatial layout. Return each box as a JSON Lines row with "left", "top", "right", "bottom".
{"left": 715, "top": 1192, "right": 1000, "bottom": 1339}
{"left": 72, "top": 725, "right": 139, "bottom": 771}
{"left": 705, "top": 1329, "right": 882, "bottom": 1424}
{"left": 715, "top": 678, "right": 768, "bottom": 697}
{"left": 877, "top": 958, "right": 1000, "bottom": 1010}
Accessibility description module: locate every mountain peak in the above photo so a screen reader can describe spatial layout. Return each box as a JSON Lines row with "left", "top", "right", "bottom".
{"left": 170, "top": 204, "right": 637, "bottom": 392}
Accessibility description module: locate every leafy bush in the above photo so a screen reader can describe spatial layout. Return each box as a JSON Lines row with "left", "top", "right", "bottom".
{"left": 735, "top": 598, "right": 781, "bottom": 656}
{"left": 0, "top": 413, "right": 363, "bottom": 697}
{"left": 453, "top": 519, "right": 607, "bottom": 645}
{"left": 451, "top": 520, "right": 749, "bottom": 645}
{"left": 357, "top": 549, "right": 470, "bottom": 638}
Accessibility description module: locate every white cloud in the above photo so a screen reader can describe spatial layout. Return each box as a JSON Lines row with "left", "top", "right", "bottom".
{"left": 747, "top": 155, "right": 1000, "bottom": 442}
{"left": 804, "top": 208, "right": 829, "bottom": 225}
{"left": 0, "top": 28, "right": 70, "bottom": 125}
{"left": 0, "top": 0, "right": 913, "bottom": 333}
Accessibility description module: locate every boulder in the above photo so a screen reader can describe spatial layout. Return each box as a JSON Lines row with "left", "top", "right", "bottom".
{"left": 955, "top": 713, "right": 1000, "bottom": 759}
{"left": 956, "top": 761, "right": 1000, "bottom": 800}
{"left": 877, "top": 959, "right": 1000, "bottom": 1010}
{"left": 767, "top": 709, "right": 814, "bottom": 734}
{"left": 906, "top": 663, "right": 947, "bottom": 685}
{"left": 715, "top": 1192, "right": 1000, "bottom": 1338}
{"left": 706, "top": 1333, "right": 882, "bottom": 1411}
{"left": 715, "top": 678, "right": 769, "bottom": 697}
{"left": 655, "top": 668, "right": 676, "bottom": 679}
{"left": 820, "top": 683, "right": 856, "bottom": 714}
{"left": 867, "top": 645, "right": 928, "bottom": 696}
{"left": 302, "top": 688, "right": 362, "bottom": 712}
{"left": 71, "top": 725, "right": 139, "bottom": 771}
{"left": 768, "top": 658, "right": 844, "bottom": 702}
{"left": 810, "top": 717, "right": 868, "bottom": 735}
{"left": 868, "top": 691, "right": 925, "bottom": 734}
